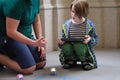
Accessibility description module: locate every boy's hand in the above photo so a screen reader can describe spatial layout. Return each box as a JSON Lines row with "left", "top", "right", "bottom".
{"left": 58, "top": 38, "right": 65, "bottom": 45}
{"left": 83, "top": 35, "right": 91, "bottom": 44}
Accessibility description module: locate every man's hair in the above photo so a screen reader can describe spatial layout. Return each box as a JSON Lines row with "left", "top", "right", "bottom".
{"left": 70, "top": 0, "right": 89, "bottom": 19}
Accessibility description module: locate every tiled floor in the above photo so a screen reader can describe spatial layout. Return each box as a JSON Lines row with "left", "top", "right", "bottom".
{"left": 0, "top": 49, "right": 120, "bottom": 80}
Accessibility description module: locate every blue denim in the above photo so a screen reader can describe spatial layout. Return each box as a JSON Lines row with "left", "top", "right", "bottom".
{"left": 0, "top": 37, "right": 45, "bottom": 69}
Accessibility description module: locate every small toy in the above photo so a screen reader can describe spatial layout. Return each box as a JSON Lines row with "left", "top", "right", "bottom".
{"left": 50, "top": 67, "right": 56, "bottom": 75}
{"left": 16, "top": 74, "right": 24, "bottom": 80}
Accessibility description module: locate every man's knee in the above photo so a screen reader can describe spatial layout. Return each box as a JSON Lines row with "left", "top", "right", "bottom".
{"left": 22, "top": 65, "right": 36, "bottom": 74}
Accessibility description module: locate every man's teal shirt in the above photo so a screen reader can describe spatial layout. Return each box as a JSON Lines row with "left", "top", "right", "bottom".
{"left": 0, "top": 0, "right": 40, "bottom": 42}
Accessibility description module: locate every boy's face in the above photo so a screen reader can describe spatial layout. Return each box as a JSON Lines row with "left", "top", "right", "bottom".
{"left": 71, "top": 5, "right": 80, "bottom": 23}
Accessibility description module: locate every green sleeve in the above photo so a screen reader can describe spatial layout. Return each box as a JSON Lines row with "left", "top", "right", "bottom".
{"left": 3, "top": 0, "right": 24, "bottom": 20}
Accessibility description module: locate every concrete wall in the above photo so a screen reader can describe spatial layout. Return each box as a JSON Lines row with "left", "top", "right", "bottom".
{"left": 88, "top": 0, "right": 120, "bottom": 49}
{"left": 39, "top": 0, "right": 120, "bottom": 52}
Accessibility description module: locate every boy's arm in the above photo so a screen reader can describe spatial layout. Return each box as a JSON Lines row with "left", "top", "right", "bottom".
{"left": 88, "top": 23, "right": 98, "bottom": 47}
{"left": 58, "top": 24, "right": 66, "bottom": 48}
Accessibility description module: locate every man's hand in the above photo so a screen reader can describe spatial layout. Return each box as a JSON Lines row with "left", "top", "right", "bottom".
{"left": 36, "top": 38, "right": 47, "bottom": 47}
{"left": 38, "top": 47, "right": 46, "bottom": 60}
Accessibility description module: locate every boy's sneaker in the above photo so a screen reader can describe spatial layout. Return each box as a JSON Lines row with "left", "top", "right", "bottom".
{"left": 62, "top": 64, "right": 72, "bottom": 69}
{"left": 68, "top": 60, "right": 76, "bottom": 66}
{"left": 81, "top": 61, "right": 94, "bottom": 70}
{"left": 93, "top": 62, "right": 98, "bottom": 69}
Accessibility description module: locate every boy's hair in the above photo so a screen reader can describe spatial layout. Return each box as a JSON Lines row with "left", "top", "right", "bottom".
{"left": 70, "top": 0, "right": 89, "bottom": 19}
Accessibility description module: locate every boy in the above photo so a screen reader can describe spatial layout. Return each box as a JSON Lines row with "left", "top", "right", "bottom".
{"left": 58, "top": 0, "right": 98, "bottom": 70}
